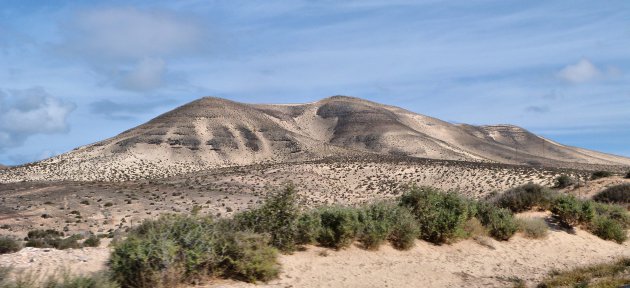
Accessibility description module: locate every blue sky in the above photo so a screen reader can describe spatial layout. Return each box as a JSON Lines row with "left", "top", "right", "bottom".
{"left": 1, "top": 0, "right": 629, "bottom": 165}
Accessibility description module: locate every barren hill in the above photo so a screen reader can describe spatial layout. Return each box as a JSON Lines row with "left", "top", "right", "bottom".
{"left": 1, "top": 95, "right": 629, "bottom": 182}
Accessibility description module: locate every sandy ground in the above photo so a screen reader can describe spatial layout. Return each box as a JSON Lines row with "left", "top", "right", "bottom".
{"left": 0, "top": 246, "right": 110, "bottom": 282}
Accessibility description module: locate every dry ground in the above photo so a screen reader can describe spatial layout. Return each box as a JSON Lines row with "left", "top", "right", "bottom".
{"left": 0, "top": 158, "right": 589, "bottom": 238}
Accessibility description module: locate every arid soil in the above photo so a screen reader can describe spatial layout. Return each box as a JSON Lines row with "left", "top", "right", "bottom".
{"left": 0, "top": 158, "right": 592, "bottom": 238}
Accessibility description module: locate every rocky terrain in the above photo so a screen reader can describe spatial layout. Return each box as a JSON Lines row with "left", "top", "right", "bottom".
{"left": 1, "top": 96, "right": 629, "bottom": 183}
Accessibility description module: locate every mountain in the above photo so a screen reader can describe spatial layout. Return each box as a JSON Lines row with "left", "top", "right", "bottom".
{"left": 1, "top": 95, "right": 629, "bottom": 182}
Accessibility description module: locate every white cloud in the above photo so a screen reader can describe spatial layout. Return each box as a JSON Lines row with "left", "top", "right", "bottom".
{"left": 117, "top": 58, "right": 166, "bottom": 91}
{"left": 557, "top": 59, "right": 601, "bottom": 83}
{"left": 0, "top": 87, "right": 75, "bottom": 149}
{"left": 66, "top": 8, "right": 204, "bottom": 60}
{"left": 58, "top": 7, "right": 205, "bottom": 92}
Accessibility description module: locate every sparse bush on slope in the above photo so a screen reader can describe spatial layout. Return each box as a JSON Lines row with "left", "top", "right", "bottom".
{"left": 25, "top": 229, "right": 81, "bottom": 250}
{"left": 387, "top": 206, "right": 420, "bottom": 250}
{"left": 316, "top": 206, "right": 360, "bottom": 249}
{"left": 357, "top": 202, "right": 395, "bottom": 250}
{"left": 0, "top": 267, "right": 119, "bottom": 288}
{"left": 590, "top": 216, "right": 627, "bottom": 243}
{"left": 591, "top": 170, "right": 613, "bottom": 180}
{"left": 516, "top": 218, "right": 548, "bottom": 239}
{"left": 0, "top": 236, "right": 21, "bottom": 254}
{"left": 400, "top": 186, "right": 471, "bottom": 244}
{"left": 234, "top": 185, "right": 301, "bottom": 252}
{"left": 551, "top": 195, "right": 595, "bottom": 227}
{"left": 538, "top": 257, "right": 630, "bottom": 288}
{"left": 493, "top": 183, "right": 555, "bottom": 212}
{"left": 475, "top": 202, "right": 518, "bottom": 241}
{"left": 593, "top": 184, "right": 630, "bottom": 204}
{"left": 553, "top": 175, "right": 575, "bottom": 189}
{"left": 295, "top": 211, "right": 321, "bottom": 245}
{"left": 625, "top": 171, "right": 630, "bottom": 179}
{"left": 110, "top": 215, "right": 280, "bottom": 288}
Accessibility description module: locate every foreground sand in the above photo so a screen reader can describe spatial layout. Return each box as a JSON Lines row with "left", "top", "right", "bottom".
{"left": 209, "top": 213, "right": 630, "bottom": 288}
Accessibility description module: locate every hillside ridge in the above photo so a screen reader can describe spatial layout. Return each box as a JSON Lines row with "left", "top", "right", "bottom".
{"left": 1, "top": 95, "right": 629, "bottom": 182}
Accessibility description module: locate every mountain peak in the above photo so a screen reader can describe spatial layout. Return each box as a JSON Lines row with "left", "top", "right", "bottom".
{"left": 1, "top": 95, "right": 628, "bottom": 182}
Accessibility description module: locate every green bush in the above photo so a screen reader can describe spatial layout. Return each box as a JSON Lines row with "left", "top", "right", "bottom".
{"left": 0, "top": 236, "right": 21, "bottom": 254}
{"left": 590, "top": 216, "right": 627, "bottom": 244}
{"left": 551, "top": 195, "right": 595, "bottom": 227}
{"left": 83, "top": 235, "right": 101, "bottom": 247}
{"left": 233, "top": 185, "right": 300, "bottom": 252}
{"left": 316, "top": 206, "right": 360, "bottom": 249}
{"left": 554, "top": 175, "right": 575, "bottom": 189}
{"left": 493, "top": 183, "right": 555, "bottom": 212}
{"left": 388, "top": 206, "right": 420, "bottom": 250}
{"left": 26, "top": 229, "right": 63, "bottom": 239}
{"left": 24, "top": 230, "right": 81, "bottom": 250}
{"left": 42, "top": 272, "right": 120, "bottom": 288}
{"left": 110, "top": 215, "right": 279, "bottom": 288}
{"left": 593, "top": 184, "right": 630, "bottom": 204}
{"left": 0, "top": 268, "right": 119, "bottom": 288}
{"left": 591, "top": 170, "right": 613, "bottom": 180}
{"left": 516, "top": 218, "right": 548, "bottom": 239}
{"left": 357, "top": 202, "right": 396, "bottom": 250}
{"left": 215, "top": 231, "right": 280, "bottom": 283}
{"left": 400, "top": 186, "right": 470, "bottom": 244}
{"left": 593, "top": 203, "right": 630, "bottom": 228}
{"left": 295, "top": 212, "right": 321, "bottom": 245}
{"left": 476, "top": 203, "right": 518, "bottom": 241}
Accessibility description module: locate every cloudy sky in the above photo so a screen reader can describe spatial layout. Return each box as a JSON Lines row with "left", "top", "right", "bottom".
{"left": 1, "top": 0, "right": 629, "bottom": 165}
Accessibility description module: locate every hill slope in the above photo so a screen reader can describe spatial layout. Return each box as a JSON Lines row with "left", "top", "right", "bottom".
{"left": 1, "top": 95, "right": 629, "bottom": 182}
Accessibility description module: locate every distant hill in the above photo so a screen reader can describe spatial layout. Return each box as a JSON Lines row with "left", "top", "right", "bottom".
{"left": 1, "top": 95, "right": 629, "bottom": 182}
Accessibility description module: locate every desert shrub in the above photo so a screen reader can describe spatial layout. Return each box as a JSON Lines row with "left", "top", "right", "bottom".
{"left": 316, "top": 206, "right": 360, "bottom": 249}
{"left": 0, "top": 267, "right": 119, "bottom": 288}
{"left": 83, "top": 235, "right": 101, "bottom": 247}
{"left": 399, "top": 186, "right": 470, "bottom": 244}
{"left": 493, "top": 183, "right": 555, "bottom": 212}
{"left": 516, "top": 218, "right": 548, "bottom": 239}
{"left": 214, "top": 231, "right": 280, "bottom": 283}
{"left": 551, "top": 195, "right": 595, "bottom": 227}
{"left": 388, "top": 206, "right": 420, "bottom": 250}
{"left": 110, "top": 235, "right": 182, "bottom": 287}
{"left": 625, "top": 171, "right": 630, "bottom": 179}
{"left": 233, "top": 185, "right": 300, "bottom": 252}
{"left": 26, "top": 229, "right": 63, "bottom": 239}
{"left": 24, "top": 230, "right": 80, "bottom": 250}
{"left": 295, "top": 212, "right": 321, "bottom": 245}
{"left": 111, "top": 215, "right": 219, "bottom": 287}
{"left": 590, "top": 216, "right": 627, "bottom": 244}
{"left": 357, "top": 202, "right": 396, "bottom": 250}
{"left": 42, "top": 272, "right": 120, "bottom": 288}
{"left": 538, "top": 258, "right": 630, "bottom": 288}
{"left": 591, "top": 170, "right": 613, "bottom": 180}
{"left": 476, "top": 203, "right": 518, "bottom": 241}
{"left": 0, "top": 236, "right": 21, "bottom": 254}
{"left": 110, "top": 215, "right": 279, "bottom": 287}
{"left": 593, "top": 203, "right": 630, "bottom": 228}
{"left": 463, "top": 218, "right": 487, "bottom": 239}
{"left": 554, "top": 175, "right": 575, "bottom": 189}
{"left": 593, "top": 184, "right": 630, "bottom": 204}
